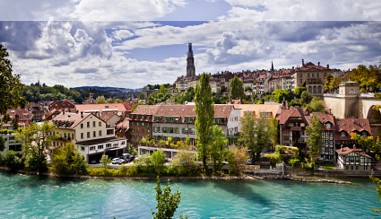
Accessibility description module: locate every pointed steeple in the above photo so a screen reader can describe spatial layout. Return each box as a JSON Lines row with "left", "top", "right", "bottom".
{"left": 270, "top": 61, "right": 274, "bottom": 72}
{"left": 186, "top": 43, "right": 195, "bottom": 77}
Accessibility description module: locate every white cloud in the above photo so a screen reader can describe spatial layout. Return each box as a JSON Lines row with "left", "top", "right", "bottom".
{"left": 221, "top": 0, "right": 381, "bottom": 21}
{"left": 112, "top": 30, "right": 134, "bottom": 41}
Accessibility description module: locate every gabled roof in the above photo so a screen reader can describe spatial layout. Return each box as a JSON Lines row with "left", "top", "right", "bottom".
{"left": 99, "top": 112, "right": 120, "bottom": 122}
{"left": 336, "top": 147, "right": 372, "bottom": 159}
{"left": 276, "top": 107, "right": 306, "bottom": 125}
{"left": 52, "top": 112, "right": 93, "bottom": 129}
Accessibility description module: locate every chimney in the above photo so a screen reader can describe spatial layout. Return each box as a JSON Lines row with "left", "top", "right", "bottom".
{"left": 81, "top": 111, "right": 83, "bottom": 118}
{"left": 63, "top": 109, "right": 65, "bottom": 115}
{"left": 327, "top": 64, "right": 329, "bottom": 69}
{"left": 318, "top": 62, "right": 320, "bottom": 66}
{"left": 302, "top": 59, "right": 305, "bottom": 66}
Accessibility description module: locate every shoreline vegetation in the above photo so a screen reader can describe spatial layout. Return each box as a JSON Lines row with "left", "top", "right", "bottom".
{"left": 0, "top": 166, "right": 355, "bottom": 185}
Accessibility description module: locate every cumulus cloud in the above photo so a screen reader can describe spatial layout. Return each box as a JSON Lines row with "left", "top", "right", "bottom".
{"left": 221, "top": 0, "right": 381, "bottom": 21}
{"left": 112, "top": 30, "right": 134, "bottom": 41}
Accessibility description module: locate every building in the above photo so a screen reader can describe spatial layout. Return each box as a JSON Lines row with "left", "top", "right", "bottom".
{"left": 233, "top": 103, "right": 282, "bottom": 119}
{"left": 186, "top": 43, "right": 196, "bottom": 78}
{"left": 336, "top": 146, "right": 372, "bottom": 171}
{"left": 294, "top": 59, "right": 332, "bottom": 96}
{"left": 6, "top": 108, "right": 33, "bottom": 127}
{"left": 334, "top": 118, "right": 372, "bottom": 149}
{"left": 49, "top": 100, "right": 76, "bottom": 112}
{"left": 51, "top": 112, "right": 127, "bottom": 163}
{"left": 0, "top": 124, "right": 22, "bottom": 154}
{"left": 129, "top": 104, "right": 241, "bottom": 146}
{"left": 129, "top": 105, "right": 159, "bottom": 145}
{"left": 277, "top": 107, "right": 309, "bottom": 153}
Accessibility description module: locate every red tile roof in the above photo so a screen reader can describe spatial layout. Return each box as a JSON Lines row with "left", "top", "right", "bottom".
{"left": 75, "top": 103, "right": 128, "bottom": 113}
{"left": 132, "top": 105, "right": 160, "bottom": 115}
{"left": 336, "top": 147, "right": 372, "bottom": 159}
{"left": 276, "top": 107, "right": 305, "bottom": 125}
{"left": 335, "top": 118, "right": 372, "bottom": 141}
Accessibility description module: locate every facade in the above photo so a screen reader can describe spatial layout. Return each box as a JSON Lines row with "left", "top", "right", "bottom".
{"left": 294, "top": 60, "right": 332, "bottom": 96}
{"left": 129, "top": 104, "right": 241, "bottom": 146}
{"left": 336, "top": 147, "right": 372, "bottom": 171}
{"left": 49, "top": 100, "right": 76, "bottom": 112}
{"left": 0, "top": 124, "right": 22, "bottom": 154}
{"left": 51, "top": 112, "right": 127, "bottom": 163}
{"left": 129, "top": 105, "right": 159, "bottom": 145}
{"left": 277, "top": 107, "right": 309, "bottom": 152}
{"left": 334, "top": 118, "right": 372, "bottom": 148}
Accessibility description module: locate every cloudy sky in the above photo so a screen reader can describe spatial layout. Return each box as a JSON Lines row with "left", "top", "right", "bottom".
{"left": 1, "top": 0, "right": 381, "bottom": 89}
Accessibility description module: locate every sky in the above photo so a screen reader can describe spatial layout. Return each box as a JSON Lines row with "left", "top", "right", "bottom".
{"left": 0, "top": 0, "right": 381, "bottom": 89}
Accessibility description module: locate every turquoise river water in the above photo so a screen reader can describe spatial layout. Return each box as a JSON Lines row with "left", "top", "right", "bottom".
{"left": 0, "top": 172, "right": 380, "bottom": 218}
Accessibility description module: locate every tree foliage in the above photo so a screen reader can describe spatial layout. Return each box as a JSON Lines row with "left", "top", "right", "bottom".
{"left": 209, "top": 125, "right": 228, "bottom": 173}
{"left": 51, "top": 142, "right": 87, "bottom": 175}
{"left": 16, "top": 122, "right": 57, "bottom": 174}
{"left": 370, "top": 175, "right": 381, "bottom": 213}
{"left": 239, "top": 113, "right": 276, "bottom": 162}
{"left": 152, "top": 177, "right": 181, "bottom": 219}
{"left": 168, "top": 151, "right": 199, "bottom": 176}
{"left": 100, "top": 154, "right": 111, "bottom": 168}
{"left": 229, "top": 76, "right": 245, "bottom": 100}
{"left": 349, "top": 64, "right": 381, "bottom": 92}
{"left": 306, "top": 115, "right": 322, "bottom": 168}
{"left": 0, "top": 136, "right": 5, "bottom": 152}
{"left": 0, "top": 44, "right": 25, "bottom": 115}
{"left": 306, "top": 97, "right": 325, "bottom": 112}
{"left": 195, "top": 73, "right": 214, "bottom": 171}
{"left": 150, "top": 150, "right": 166, "bottom": 176}
{"left": 1, "top": 150, "right": 22, "bottom": 170}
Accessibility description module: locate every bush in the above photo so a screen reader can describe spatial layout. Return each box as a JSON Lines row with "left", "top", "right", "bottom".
{"left": 51, "top": 143, "right": 87, "bottom": 175}
{"left": 2, "top": 150, "right": 22, "bottom": 171}
{"left": 167, "top": 151, "right": 200, "bottom": 176}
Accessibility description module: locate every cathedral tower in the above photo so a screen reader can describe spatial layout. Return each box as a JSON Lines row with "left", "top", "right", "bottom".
{"left": 186, "top": 43, "right": 196, "bottom": 77}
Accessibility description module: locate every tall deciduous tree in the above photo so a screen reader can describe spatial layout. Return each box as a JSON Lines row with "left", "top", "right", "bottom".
{"left": 152, "top": 177, "right": 181, "bottom": 219}
{"left": 229, "top": 76, "right": 245, "bottom": 100}
{"left": 0, "top": 44, "right": 25, "bottom": 116}
{"left": 16, "top": 122, "right": 57, "bottom": 174}
{"left": 195, "top": 73, "right": 214, "bottom": 171}
{"left": 306, "top": 115, "right": 322, "bottom": 169}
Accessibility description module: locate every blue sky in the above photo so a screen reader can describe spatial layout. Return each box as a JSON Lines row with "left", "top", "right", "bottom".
{"left": 0, "top": 0, "right": 381, "bottom": 89}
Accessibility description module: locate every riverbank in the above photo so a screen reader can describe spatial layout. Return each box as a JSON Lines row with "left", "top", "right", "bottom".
{"left": 0, "top": 166, "right": 357, "bottom": 184}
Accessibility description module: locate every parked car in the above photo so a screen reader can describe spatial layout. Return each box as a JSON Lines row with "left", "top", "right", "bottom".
{"left": 112, "top": 158, "right": 125, "bottom": 165}
{"left": 246, "top": 159, "right": 254, "bottom": 165}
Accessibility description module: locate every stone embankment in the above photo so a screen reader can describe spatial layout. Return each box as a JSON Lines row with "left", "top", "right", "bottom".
{"left": 259, "top": 174, "right": 352, "bottom": 184}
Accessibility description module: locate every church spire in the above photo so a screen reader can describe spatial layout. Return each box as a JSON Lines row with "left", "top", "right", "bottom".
{"left": 186, "top": 43, "right": 195, "bottom": 77}
{"left": 270, "top": 61, "right": 275, "bottom": 73}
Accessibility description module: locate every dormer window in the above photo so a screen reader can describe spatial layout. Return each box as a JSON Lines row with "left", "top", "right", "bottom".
{"left": 326, "top": 122, "right": 331, "bottom": 129}
{"left": 341, "top": 131, "right": 347, "bottom": 137}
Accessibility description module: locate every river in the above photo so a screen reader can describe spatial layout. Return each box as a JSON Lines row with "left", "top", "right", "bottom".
{"left": 0, "top": 172, "right": 379, "bottom": 218}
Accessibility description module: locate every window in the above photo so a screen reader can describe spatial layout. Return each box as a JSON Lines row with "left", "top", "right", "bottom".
{"left": 99, "top": 130, "right": 102, "bottom": 137}
{"left": 93, "top": 121, "right": 96, "bottom": 127}
{"left": 98, "top": 145, "right": 103, "bottom": 149}
{"left": 81, "top": 133, "right": 84, "bottom": 139}
{"left": 113, "top": 143, "right": 118, "bottom": 147}
{"left": 326, "top": 123, "right": 331, "bottom": 129}
{"left": 93, "top": 131, "right": 96, "bottom": 137}
{"left": 106, "top": 143, "right": 111, "bottom": 148}
{"left": 99, "top": 121, "right": 102, "bottom": 127}
{"left": 107, "top": 129, "right": 114, "bottom": 135}
{"left": 87, "top": 122, "right": 90, "bottom": 128}
{"left": 81, "top": 146, "right": 85, "bottom": 151}
{"left": 90, "top": 146, "right": 95, "bottom": 151}
{"left": 80, "top": 124, "right": 84, "bottom": 128}
{"left": 87, "top": 132, "right": 90, "bottom": 138}
{"left": 121, "top": 141, "right": 126, "bottom": 145}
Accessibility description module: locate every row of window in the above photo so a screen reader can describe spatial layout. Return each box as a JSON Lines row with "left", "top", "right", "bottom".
{"left": 84, "top": 141, "right": 126, "bottom": 151}
{"left": 152, "top": 126, "right": 195, "bottom": 135}
{"left": 79, "top": 129, "right": 114, "bottom": 139}
{"left": 80, "top": 121, "right": 102, "bottom": 129}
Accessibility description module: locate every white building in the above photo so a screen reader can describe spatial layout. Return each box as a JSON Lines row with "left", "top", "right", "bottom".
{"left": 51, "top": 112, "right": 127, "bottom": 163}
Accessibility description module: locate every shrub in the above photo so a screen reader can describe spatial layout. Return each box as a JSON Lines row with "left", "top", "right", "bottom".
{"left": 2, "top": 150, "right": 22, "bottom": 171}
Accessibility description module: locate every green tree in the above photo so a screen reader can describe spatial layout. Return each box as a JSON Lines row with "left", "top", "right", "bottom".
{"left": 306, "top": 97, "right": 325, "bottom": 112}
{"left": 229, "top": 76, "right": 245, "bottom": 100}
{"left": 239, "top": 112, "right": 256, "bottom": 161}
{"left": 195, "top": 73, "right": 214, "bottom": 172}
{"left": 370, "top": 175, "right": 381, "bottom": 213}
{"left": 226, "top": 146, "right": 248, "bottom": 174}
{"left": 150, "top": 150, "right": 166, "bottom": 176}
{"left": 209, "top": 125, "right": 228, "bottom": 173}
{"left": 16, "top": 122, "right": 57, "bottom": 174}
{"left": 96, "top": 95, "right": 107, "bottom": 104}
{"left": 324, "top": 73, "right": 333, "bottom": 92}
{"left": 0, "top": 44, "right": 25, "bottom": 115}
{"left": 305, "top": 115, "right": 322, "bottom": 171}
{"left": 272, "top": 89, "right": 291, "bottom": 103}
{"left": 51, "top": 142, "right": 87, "bottom": 175}
{"left": 167, "top": 151, "right": 199, "bottom": 176}
{"left": 100, "top": 154, "right": 111, "bottom": 168}
{"left": 152, "top": 177, "right": 181, "bottom": 219}
{"left": 2, "top": 150, "right": 22, "bottom": 170}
